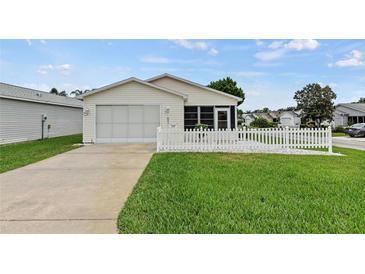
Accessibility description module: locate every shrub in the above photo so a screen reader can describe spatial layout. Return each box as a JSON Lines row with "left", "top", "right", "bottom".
{"left": 250, "top": 117, "right": 272, "bottom": 128}
{"left": 194, "top": 123, "right": 209, "bottom": 130}
{"left": 333, "top": 126, "right": 345, "bottom": 133}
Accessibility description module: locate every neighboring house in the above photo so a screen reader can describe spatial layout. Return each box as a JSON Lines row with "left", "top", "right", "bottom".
{"left": 242, "top": 113, "right": 256, "bottom": 126}
{"left": 242, "top": 111, "right": 280, "bottom": 126}
{"left": 0, "top": 82, "right": 83, "bottom": 144}
{"left": 278, "top": 110, "right": 302, "bottom": 128}
{"left": 80, "top": 73, "right": 242, "bottom": 143}
{"left": 333, "top": 103, "right": 365, "bottom": 127}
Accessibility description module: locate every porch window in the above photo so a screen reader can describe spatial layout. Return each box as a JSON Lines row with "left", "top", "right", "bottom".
{"left": 184, "top": 106, "right": 198, "bottom": 129}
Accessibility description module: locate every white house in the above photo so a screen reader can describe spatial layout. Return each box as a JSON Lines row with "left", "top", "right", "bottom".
{"left": 0, "top": 82, "right": 83, "bottom": 144}
{"left": 278, "top": 110, "right": 302, "bottom": 128}
{"left": 242, "top": 113, "right": 256, "bottom": 126}
{"left": 80, "top": 74, "right": 242, "bottom": 143}
{"left": 333, "top": 103, "right": 365, "bottom": 127}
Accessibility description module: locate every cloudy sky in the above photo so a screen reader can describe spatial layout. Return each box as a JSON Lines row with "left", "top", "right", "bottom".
{"left": 1, "top": 39, "right": 364, "bottom": 110}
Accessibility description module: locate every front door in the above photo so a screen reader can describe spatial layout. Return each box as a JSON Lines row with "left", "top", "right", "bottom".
{"left": 215, "top": 108, "right": 230, "bottom": 130}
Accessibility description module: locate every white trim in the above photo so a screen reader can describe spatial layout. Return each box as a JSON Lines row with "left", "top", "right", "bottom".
{"left": 79, "top": 77, "right": 188, "bottom": 99}
{"left": 214, "top": 107, "right": 231, "bottom": 130}
{"left": 146, "top": 73, "right": 243, "bottom": 102}
{"left": 0, "top": 95, "right": 82, "bottom": 108}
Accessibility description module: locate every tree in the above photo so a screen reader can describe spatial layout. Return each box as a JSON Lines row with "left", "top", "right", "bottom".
{"left": 58, "top": 90, "right": 67, "bottom": 96}
{"left": 250, "top": 117, "right": 272, "bottom": 128}
{"left": 70, "top": 89, "right": 89, "bottom": 97}
{"left": 278, "top": 106, "right": 296, "bottom": 111}
{"left": 50, "top": 88, "right": 59, "bottom": 95}
{"left": 207, "top": 77, "right": 245, "bottom": 105}
{"left": 293, "top": 83, "right": 336, "bottom": 126}
{"left": 358, "top": 98, "right": 365, "bottom": 103}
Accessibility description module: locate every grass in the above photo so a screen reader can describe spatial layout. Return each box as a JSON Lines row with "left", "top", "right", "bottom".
{"left": 118, "top": 147, "right": 365, "bottom": 233}
{"left": 0, "top": 134, "right": 82, "bottom": 173}
{"left": 332, "top": 132, "right": 347, "bottom": 137}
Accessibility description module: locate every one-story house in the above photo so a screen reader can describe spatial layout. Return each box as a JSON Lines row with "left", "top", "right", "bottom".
{"left": 278, "top": 110, "right": 302, "bottom": 128}
{"left": 80, "top": 73, "right": 242, "bottom": 143}
{"left": 333, "top": 103, "right": 365, "bottom": 127}
{"left": 0, "top": 82, "right": 83, "bottom": 144}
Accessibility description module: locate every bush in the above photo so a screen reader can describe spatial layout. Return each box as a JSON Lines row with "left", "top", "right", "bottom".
{"left": 333, "top": 126, "right": 345, "bottom": 133}
{"left": 250, "top": 117, "right": 272, "bottom": 128}
{"left": 194, "top": 123, "right": 209, "bottom": 130}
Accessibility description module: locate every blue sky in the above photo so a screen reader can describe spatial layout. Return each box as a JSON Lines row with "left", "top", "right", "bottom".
{"left": 0, "top": 39, "right": 364, "bottom": 110}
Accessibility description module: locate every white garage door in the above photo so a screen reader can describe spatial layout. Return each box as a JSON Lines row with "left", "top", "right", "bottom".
{"left": 96, "top": 105, "right": 160, "bottom": 143}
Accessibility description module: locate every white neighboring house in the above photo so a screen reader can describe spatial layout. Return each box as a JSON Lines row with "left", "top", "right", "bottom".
{"left": 0, "top": 82, "right": 83, "bottom": 144}
{"left": 242, "top": 113, "right": 256, "bottom": 126}
{"left": 80, "top": 73, "right": 242, "bottom": 143}
{"left": 278, "top": 110, "right": 302, "bottom": 128}
{"left": 333, "top": 103, "right": 365, "bottom": 127}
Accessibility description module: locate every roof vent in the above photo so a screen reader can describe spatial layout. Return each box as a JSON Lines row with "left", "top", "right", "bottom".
{"left": 36, "top": 92, "right": 42, "bottom": 97}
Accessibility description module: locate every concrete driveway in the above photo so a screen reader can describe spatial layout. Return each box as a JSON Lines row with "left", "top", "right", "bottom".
{"left": 0, "top": 143, "right": 155, "bottom": 234}
{"left": 333, "top": 136, "right": 365, "bottom": 151}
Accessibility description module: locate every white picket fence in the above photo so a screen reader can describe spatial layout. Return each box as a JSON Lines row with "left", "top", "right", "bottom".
{"left": 156, "top": 126, "right": 333, "bottom": 153}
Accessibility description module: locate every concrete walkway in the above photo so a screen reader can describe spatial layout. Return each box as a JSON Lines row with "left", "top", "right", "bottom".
{"left": 0, "top": 143, "right": 155, "bottom": 233}
{"left": 333, "top": 136, "right": 365, "bottom": 151}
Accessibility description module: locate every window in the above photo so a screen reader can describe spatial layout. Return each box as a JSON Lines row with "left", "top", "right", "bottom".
{"left": 184, "top": 106, "right": 198, "bottom": 129}
{"left": 200, "top": 106, "right": 214, "bottom": 128}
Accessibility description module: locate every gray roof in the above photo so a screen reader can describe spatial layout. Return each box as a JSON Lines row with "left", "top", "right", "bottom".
{"left": 0, "top": 82, "right": 83, "bottom": 108}
{"left": 337, "top": 103, "right": 365, "bottom": 113}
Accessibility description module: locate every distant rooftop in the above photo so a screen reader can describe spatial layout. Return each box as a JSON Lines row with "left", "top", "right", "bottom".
{"left": 337, "top": 103, "right": 365, "bottom": 113}
{"left": 0, "top": 82, "right": 82, "bottom": 108}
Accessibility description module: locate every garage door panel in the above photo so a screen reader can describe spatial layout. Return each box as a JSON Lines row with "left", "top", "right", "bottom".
{"left": 128, "top": 124, "right": 144, "bottom": 138}
{"left": 128, "top": 106, "right": 143, "bottom": 123}
{"left": 112, "top": 123, "right": 128, "bottom": 138}
{"left": 144, "top": 123, "right": 159, "bottom": 138}
{"left": 144, "top": 106, "right": 160, "bottom": 123}
{"left": 112, "top": 106, "right": 128, "bottom": 123}
{"left": 96, "top": 123, "right": 112, "bottom": 138}
{"left": 96, "top": 106, "right": 112, "bottom": 123}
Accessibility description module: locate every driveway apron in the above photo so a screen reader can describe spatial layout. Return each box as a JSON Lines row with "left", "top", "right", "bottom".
{"left": 0, "top": 143, "right": 155, "bottom": 233}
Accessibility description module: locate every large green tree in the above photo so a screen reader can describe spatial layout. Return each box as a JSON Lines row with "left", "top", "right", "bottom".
{"left": 358, "top": 98, "right": 365, "bottom": 103}
{"left": 207, "top": 77, "right": 245, "bottom": 105}
{"left": 293, "top": 83, "right": 336, "bottom": 125}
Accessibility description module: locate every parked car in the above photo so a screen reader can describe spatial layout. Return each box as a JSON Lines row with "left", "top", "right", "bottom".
{"left": 347, "top": 123, "right": 365, "bottom": 137}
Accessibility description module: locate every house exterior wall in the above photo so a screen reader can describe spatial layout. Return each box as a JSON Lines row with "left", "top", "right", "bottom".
{"left": 0, "top": 98, "right": 82, "bottom": 144}
{"left": 279, "top": 112, "right": 301, "bottom": 128}
{"left": 150, "top": 77, "right": 239, "bottom": 106}
{"left": 333, "top": 111, "right": 348, "bottom": 127}
{"left": 82, "top": 81, "right": 184, "bottom": 143}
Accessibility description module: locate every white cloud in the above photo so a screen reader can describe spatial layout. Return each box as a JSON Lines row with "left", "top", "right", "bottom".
{"left": 141, "top": 56, "right": 170, "bottom": 64}
{"left": 172, "top": 39, "right": 209, "bottom": 50}
{"left": 268, "top": 41, "right": 284, "bottom": 49}
{"left": 256, "top": 40, "right": 264, "bottom": 46}
{"left": 235, "top": 71, "right": 267, "bottom": 77}
{"left": 171, "top": 39, "right": 218, "bottom": 56}
{"left": 37, "top": 64, "right": 72, "bottom": 75}
{"left": 255, "top": 39, "right": 319, "bottom": 61}
{"left": 56, "top": 64, "right": 72, "bottom": 75}
{"left": 330, "top": 50, "right": 364, "bottom": 68}
{"left": 40, "top": 39, "right": 46, "bottom": 44}
{"left": 37, "top": 64, "right": 53, "bottom": 74}
{"left": 254, "top": 49, "right": 286, "bottom": 61}
{"left": 285, "top": 39, "right": 319, "bottom": 50}
{"left": 25, "top": 39, "right": 32, "bottom": 46}
{"left": 208, "top": 48, "right": 219, "bottom": 56}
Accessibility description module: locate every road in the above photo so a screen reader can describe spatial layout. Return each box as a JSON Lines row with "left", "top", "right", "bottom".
{"left": 332, "top": 136, "right": 365, "bottom": 151}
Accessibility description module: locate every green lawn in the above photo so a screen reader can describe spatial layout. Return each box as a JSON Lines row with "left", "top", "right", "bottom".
{"left": 118, "top": 147, "right": 365, "bottom": 233}
{"left": 332, "top": 132, "right": 347, "bottom": 137}
{"left": 0, "top": 134, "right": 82, "bottom": 173}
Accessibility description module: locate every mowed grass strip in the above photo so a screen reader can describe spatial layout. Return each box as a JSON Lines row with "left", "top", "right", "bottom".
{"left": 118, "top": 147, "right": 365, "bottom": 233}
{"left": 0, "top": 134, "right": 82, "bottom": 173}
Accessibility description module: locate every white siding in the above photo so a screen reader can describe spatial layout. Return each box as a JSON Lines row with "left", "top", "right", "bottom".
{"left": 0, "top": 98, "right": 82, "bottom": 144}
{"left": 83, "top": 81, "right": 184, "bottom": 143}
{"left": 150, "top": 77, "right": 239, "bottom": 106}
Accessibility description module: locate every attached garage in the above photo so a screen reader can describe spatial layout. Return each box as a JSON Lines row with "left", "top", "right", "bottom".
{"left": 96, "top": 105, "right": 160, "bottom": 143}
{"left": 81, "top": 77, "right": 186, "bottom": 144}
